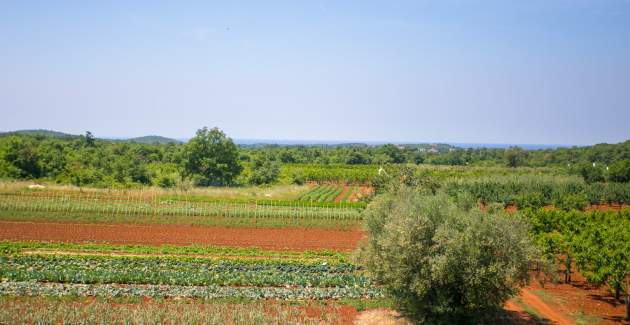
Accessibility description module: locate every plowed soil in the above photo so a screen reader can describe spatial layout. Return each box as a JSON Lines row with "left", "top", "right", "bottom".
{"left": 0, "top": 221, "right": 364, "bottom": 251}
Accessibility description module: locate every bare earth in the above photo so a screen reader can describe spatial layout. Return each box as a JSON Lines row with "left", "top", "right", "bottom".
{"left": 0, "top": 221, "right": 364, "bottom": 251}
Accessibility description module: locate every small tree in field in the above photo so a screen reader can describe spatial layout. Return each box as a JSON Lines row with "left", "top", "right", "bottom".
{"left": 358, "top": 188, "right": 535, "bottom": 323}
{"left": 181, "top": 127, "right": 242, "bottom": 186}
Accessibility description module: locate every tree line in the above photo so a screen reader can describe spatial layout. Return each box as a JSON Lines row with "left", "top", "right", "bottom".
{"left": 0, "top": 127, "right": 628, "bottom": 187}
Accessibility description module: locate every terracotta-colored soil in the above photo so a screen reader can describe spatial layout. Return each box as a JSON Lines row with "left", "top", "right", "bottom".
{"left": 0, "top": 221, "right": 364, "bottom": 251}
{"left": 334, "top": 186, "right": 351, "bottom": 203}
{"left": 527, "top": 272, "right": 630, "bottom": 324}
{"left": 519, "top": 288, "right": 573, "bottom": 325}
{"left": 349, "top": 186, "right": 374, "bottom": 202}
{"left": 503, "top": 300, "right": 543, "bottom": 324}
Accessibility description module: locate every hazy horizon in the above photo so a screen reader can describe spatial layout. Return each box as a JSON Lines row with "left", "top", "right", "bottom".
{"left": 2, "top": 1, "right": 629, "bottom": 145}
{"left": 0, "top": 128, "right": 582, "bottom": 149}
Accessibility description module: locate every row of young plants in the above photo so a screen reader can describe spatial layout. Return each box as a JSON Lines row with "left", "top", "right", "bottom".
{"left": 0, "top": 191, "right": 364, "bottom": 220}
{"left": 525, "top": 209, "right": 630, "bottom": 301}
{"left": 0, "top": 241, "right": 348, "bottom": 263}
{"left": 339, "top": 186, "right": 356, "bottom": 202}
{"left": 0, "top": 254, "right": 370, "bottom": 288}
{"left": 0, "top": 282, "right": 384, "bottom": 300}
{"left": 442, "top": 175, "right": 630, "bottom": 208}
{"left": 0, "top": 189, "right": 368, "bottom": 209}
{"left": 297, "top": 185, "right": 343, "bottom": 203}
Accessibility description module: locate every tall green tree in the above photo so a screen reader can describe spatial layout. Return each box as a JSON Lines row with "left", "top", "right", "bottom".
{"left": 181, "top": 127, "right": 242, "bottom": 186}
{"left": 3, "top": 137, "right": 41, "bottom": 178}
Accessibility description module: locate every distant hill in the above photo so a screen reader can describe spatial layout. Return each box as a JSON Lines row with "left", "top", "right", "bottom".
{"left": 126, "top": 136, "right": 181, "bottom": 144}
{"left": 0, "top": 130, "right": 180, "bottom": 144}
{"left": 0, "top": 129, "right": 78, "bottom": 139}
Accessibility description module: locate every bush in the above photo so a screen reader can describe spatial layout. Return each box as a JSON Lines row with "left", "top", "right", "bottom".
{"left": 248, "top": 155, "right": 280, "bottom": 185}
{"left": 358, "top": 188, "right": 534, "bottom": 323}
{"left": 157, "top": 175, "right": 177, "bottom": 188}
{"left": 553, "top": 193, "right": 589, "bottom": 211}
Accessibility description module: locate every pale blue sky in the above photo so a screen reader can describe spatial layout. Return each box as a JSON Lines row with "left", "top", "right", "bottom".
{"left": 1, "top": 1, "right": 629, "bottom": 145}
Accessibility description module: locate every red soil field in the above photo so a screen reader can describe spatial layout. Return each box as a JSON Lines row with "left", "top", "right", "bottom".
{"left": 334, "top": 185, "right": 350, "bottom": 203}
{"left": 0, "top": 221, "right": 364, "bottom": 251}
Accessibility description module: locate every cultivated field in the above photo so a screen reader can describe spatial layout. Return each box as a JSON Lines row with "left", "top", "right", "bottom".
{"left": 1, "top": 175, "right": 629, "bottom": 324}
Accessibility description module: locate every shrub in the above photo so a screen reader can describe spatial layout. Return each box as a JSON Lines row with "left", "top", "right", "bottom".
{"left": 358, "top": 188, "right": 534, "bottom": 323}
{"left": 248, "top": 155, "right": 280, "bottom": 185}
{"left": 553, "top": 193, "right": 589, "bottom": 211}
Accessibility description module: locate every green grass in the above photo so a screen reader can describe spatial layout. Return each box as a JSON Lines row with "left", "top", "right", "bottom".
{"left": 571, "top": 309, "right": 602, "bottom": 324}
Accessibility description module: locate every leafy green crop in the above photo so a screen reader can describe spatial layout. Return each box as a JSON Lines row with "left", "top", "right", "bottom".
{"left": 0, "top": 255, "right": 370, "bottom": 288}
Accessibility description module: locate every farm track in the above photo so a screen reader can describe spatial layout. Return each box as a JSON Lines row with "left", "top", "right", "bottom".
{"left": 0, "top": 221, "right": 364, "bottom": 251}
{"left": 517, "top": 289, "right": 573, "bottom": 325}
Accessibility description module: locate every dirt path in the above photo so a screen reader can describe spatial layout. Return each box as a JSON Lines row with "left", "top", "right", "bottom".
{"left": 520, "top": 289, "right": 573, "bottom": 325}
{"left": 0, "top": 221, "right": 364, "bottom": 251}
{"left": 334, "top": 185, "right": 350, "bottom": 203}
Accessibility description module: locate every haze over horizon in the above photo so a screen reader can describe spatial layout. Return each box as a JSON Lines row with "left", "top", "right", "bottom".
{"left": 1, "top": 1, "right": 629, "bottom": 146}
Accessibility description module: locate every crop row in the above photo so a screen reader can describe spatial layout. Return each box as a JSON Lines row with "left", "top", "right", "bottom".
{"left": 0, "top": 192, "right": 363, "bottom": 220}
{"left": 3, "top": 189, "right": 367, "bottom": 209}
{"left": 0, "top": 282, "right": 384, "bottom": 300}
{"left": 298, "top": 185, "right": 343, "bottom": 203}
{"left": 0, "top": 255, "right": 370, "bottom": 288}
{"left": 340, "top": 186, "right": 356, "bottom": 202}
{"left": 0, "top": 241, "right": 349, "bottom": 263}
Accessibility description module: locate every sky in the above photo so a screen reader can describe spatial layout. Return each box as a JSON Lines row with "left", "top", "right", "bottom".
{"left": 1, "top": 1, "right": 629, "bottom": 145}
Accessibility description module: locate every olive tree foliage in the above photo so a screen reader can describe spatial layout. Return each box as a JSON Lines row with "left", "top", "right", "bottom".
{"left": 181, "top": 127, "right": 242, "bottom": 186}
{"left": 358, "top": 188, "right": 535, "bottom": 323}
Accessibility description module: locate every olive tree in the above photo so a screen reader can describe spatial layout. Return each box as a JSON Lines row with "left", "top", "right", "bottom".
{"left": 358, "top": 188, "right": 535, "bottom": 323}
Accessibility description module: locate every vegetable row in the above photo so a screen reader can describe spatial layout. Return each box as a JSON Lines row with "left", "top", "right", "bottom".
{"left": 0, "top": 255, "right": 370, "bottom": 288}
